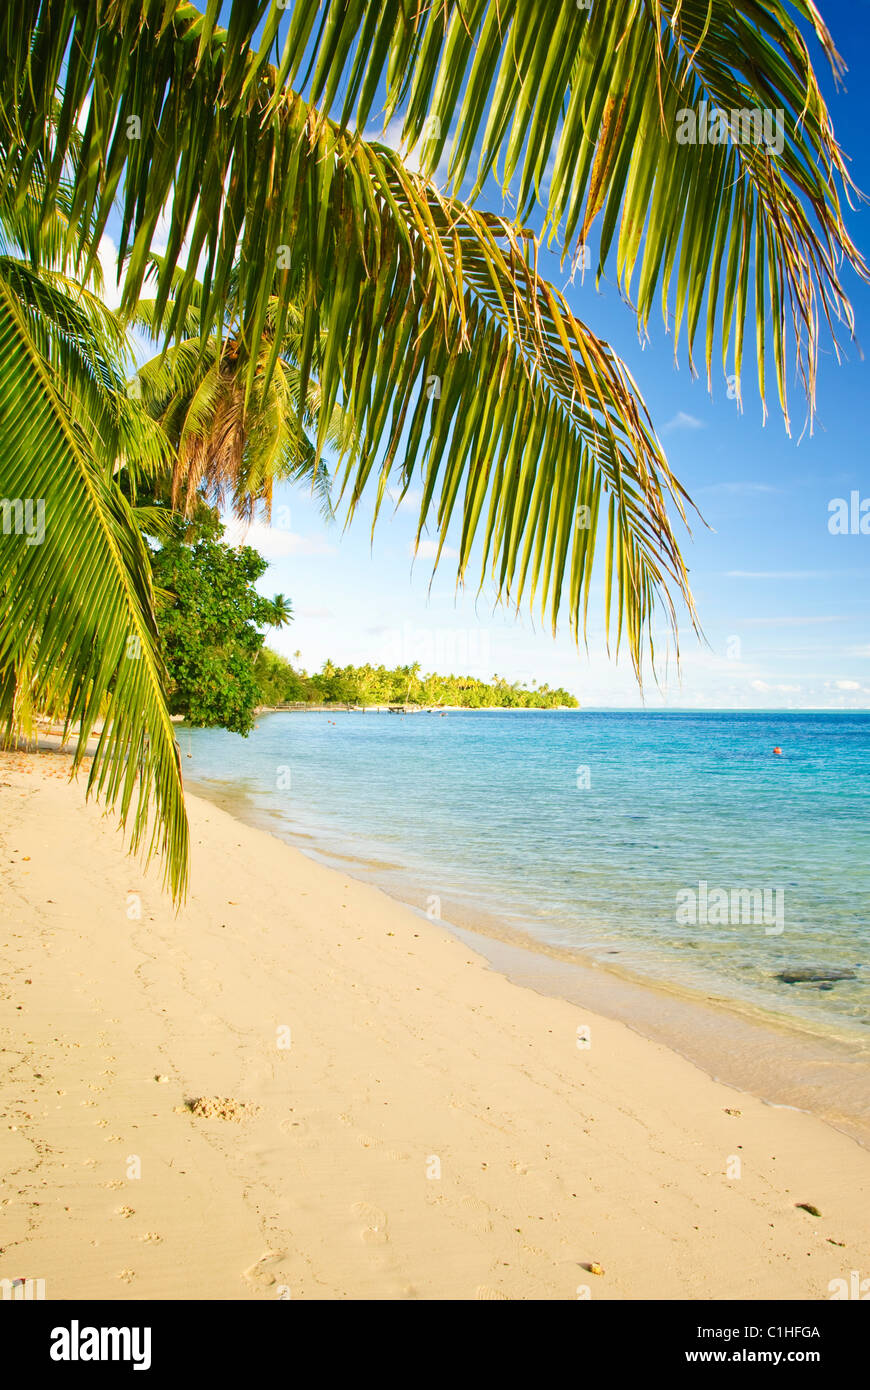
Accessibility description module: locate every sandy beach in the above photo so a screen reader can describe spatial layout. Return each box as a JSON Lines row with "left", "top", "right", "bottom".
{"left": 2, "top": 747, "right": 869, "bottom": 1301}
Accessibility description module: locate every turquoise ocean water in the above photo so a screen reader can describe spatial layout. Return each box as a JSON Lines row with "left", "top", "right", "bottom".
{"left": 184, "top": 709, "right": 869, "bottom": 1048}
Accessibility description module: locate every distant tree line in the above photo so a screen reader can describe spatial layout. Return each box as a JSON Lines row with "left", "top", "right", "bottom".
{"left": 254, "top": 651, "right": 578, "bottom": 709}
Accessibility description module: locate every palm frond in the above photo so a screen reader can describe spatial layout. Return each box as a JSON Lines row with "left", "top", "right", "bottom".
{"left": 0, "top": 256, "right": 171, "bottom": 485}
{"left": 11, "top": 1, "right": 858, "bottom": 428}
{"left": 208, "top": 97, "right": 699, "bottom": 673}
{"left": 265, "top": 0, "right": 867, "bottom": 423}
{"left": 31, "top": 14, "right": 695, "bottom": 669}
{"left": 0, "top": 275, "right": 188, "bottom": 898}
{"left": 6, "top": 1, "right": 860, "bottom": 674}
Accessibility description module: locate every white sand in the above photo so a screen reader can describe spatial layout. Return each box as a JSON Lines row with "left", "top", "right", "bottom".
{"left": 1, "top": 748, "right": 868, "bottom": 1300}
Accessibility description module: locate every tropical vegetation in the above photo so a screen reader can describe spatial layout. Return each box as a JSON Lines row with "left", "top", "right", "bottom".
{"left": 253, "top": 652, "right": 577, "bottom": 710}
{"left": 1, "top": 2, "right": 864, "bottom": 896}
{"left": 152, "top": 511, "right": 292, "bottom": 735}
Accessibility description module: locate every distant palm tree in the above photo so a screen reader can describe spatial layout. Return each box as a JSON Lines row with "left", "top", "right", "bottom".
{"left": 131, "top": 261, "right": 349, "bottom": 523}
{"left": 403, "top": 663, "right": 421, "bottom": 704}
{"left": 264, "top": 594, "right": 293, "bottom": 630}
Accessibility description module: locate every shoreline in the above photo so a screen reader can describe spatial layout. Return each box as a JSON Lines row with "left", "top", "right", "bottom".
{"left": 3, "top": 747, "right": 870, "bottom": 1300}
{"left": 249, "top": 704, "right": 581, "bottom": 714}
{"left": 187, "top": 769, "right": 870, "bottom": 1153}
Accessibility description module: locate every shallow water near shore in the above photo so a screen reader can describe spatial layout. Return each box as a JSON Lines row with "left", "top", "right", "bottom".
{"left": 183, "top": 707, "right": 870, "bottom": 1142}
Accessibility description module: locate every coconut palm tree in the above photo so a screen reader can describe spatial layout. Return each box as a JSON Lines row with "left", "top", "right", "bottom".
{"left": 403, "top": 662, "right": 422, "bottom": 705}
{"left": 264, "top": 594, "right": 293, "bottom": 630}
{"left": 1, "top": 1, "right": 865, "bottom": 897}
{"left": 130, "top": 260, "right": 347, "bottom": 522}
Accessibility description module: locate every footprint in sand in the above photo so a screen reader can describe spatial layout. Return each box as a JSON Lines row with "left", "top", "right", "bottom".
{"left": 476, "top": 1285, "right": 509, "bottom": 1300}
{"left": 243, "top": 1250, "right": 290, "bottom": 1291}
{"left": 114, "top": 1206, "right": 135, "bottom": 1219}
{"left": 138, "top": 1232, "right": 162, "bottom": 1244}
{"left": 353, "top": 1133, "right": 408, "bottom": 1162}
{"left": 459, "top": 1194, "right": 493, "bottom": 1234}
{"left": 278, "top": 1115, "right": 317, "bottom": 1146}
{"left": 351, "top": 1200, "right": 389, "bottom": 1245}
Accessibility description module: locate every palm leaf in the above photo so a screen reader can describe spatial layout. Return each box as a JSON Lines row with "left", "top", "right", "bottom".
{"left": 1, "top": 256, "right": 170, "bottom": 483}
{"left": 179, "top": 96, "right": 697, "bottom": 674}
{"left": 9, "top": 1, "right": 858, "bottom": 429}
{"left": 266, "top": 0, "right": 868, "bottom": 424}
{"left": 5, "top": 0, "right": 862, "bottom": 679}
{"left": 0, "top": 274, "right": 188, "bottom": 897}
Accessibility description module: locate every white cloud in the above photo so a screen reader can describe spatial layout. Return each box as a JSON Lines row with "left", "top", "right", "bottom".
{"left": 150, "top": 208, "right": 175, "bottom": 259}
{"left": 76, "top": 91, "right": 92, "bottom": 133}
{"left": 834, "top": 679, "right": 861, "bottom": 691}
{"left": 386, "top": 487, "right": 423, "bottom": 513}
{"left": 412, "top": 539, "right": 458, "bottom": 561}
{"left": 748, "top": 678, "right": 801, "bottom": 696}
{"left": 144, "top": 202, "right": 203, "bottom": 283}
{"left": 95, "top": 203, "right": 196, "bottom": 323}
{"left": 663, "top": 411, "right": 705, "bottom": 432}
{"left": 365, "top": 117, "right": 454, "bottom": 186}
{"left": 222, "top": 519, "right": 336, "bottom": 558}
{"left": 96, "top": 235, "right": 125, "bottom": 311}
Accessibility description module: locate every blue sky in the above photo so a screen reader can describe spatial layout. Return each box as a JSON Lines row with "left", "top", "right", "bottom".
{"left": 116, "top": 2, "right": 870, "bottom": 708}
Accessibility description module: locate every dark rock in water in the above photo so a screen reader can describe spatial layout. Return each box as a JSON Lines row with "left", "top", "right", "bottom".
{"left": 776, "top": 968, "right": 857, "bottom": 985}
